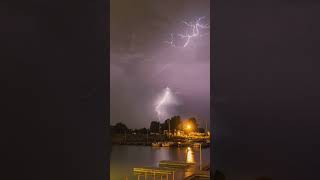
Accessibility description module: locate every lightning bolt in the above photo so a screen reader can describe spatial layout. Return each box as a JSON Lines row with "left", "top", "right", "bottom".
{"left": 156, "top": 17, "right": 209, "bottom": 78}
{"left": 155, "top": 87, "right": 171, "bottom": 121}
{"left": 178, "top": 16, "right": 209, "bottom": 47}
{"left": 165, "top": 17, "right": 209, "bottom": 48}
{"left": 164, "top": 33, "right": 176, "bottom": 47}
{"left": 152, "top": 17, "right": 209, "bottom": 121}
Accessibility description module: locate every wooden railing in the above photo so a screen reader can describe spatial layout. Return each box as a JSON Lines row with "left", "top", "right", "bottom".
{"left": 133, "top": 167, "right": 176, "bottom": 180}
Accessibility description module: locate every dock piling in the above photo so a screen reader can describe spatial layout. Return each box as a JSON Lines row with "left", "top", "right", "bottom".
{"left": 200, "top": 144, "right": 202, "bottom": 170}
{"left": 172, "top": 171, "right": 175, "bottom": 180}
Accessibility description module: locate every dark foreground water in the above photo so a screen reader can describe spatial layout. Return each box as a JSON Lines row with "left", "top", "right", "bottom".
{"left": 110, "top": 145, "right": 210, "bottom": 180}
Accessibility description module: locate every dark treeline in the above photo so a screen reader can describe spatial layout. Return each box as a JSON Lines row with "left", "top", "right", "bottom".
{"left": 111, "top": 115, "right": 206, "bottom": 134}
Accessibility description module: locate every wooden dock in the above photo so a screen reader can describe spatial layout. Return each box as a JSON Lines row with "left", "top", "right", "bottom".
{"left": 133, "top": 161, "right": 210, "bottom": 180}
{"left": 159, "top": 160, "right": 195, "bottom": 168}
{"left": 184, "top": 170, "right": 210, "bottom": 180}
{"left": 133, "top": 167, "right": 176, "bottom": 180}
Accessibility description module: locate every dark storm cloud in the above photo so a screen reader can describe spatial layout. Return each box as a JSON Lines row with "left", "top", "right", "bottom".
{"left": 110, "top": 0, "right": 210, "bottom": 128}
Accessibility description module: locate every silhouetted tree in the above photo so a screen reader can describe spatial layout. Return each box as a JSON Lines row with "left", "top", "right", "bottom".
{"left": 189, "top": 117, "right": 199, "bottom": 131}
{"left": 137, "top": 128, "right": 148, "bottom": 134}
{"left": 150, "top": 121, "right": 160, "bottom": 133}
{"left": 160, "top": 120, "right": 168, "bottom": 132}
{"left": 170, "top": 116, "right": 181, "bottom": 130}
{"left": 113, "top": 122, "right": 128, "bottom": 134}
{"left": 160, "top": 116, "right": 182, "bottom": 133}
{"left": 198, "top": 128, "right": 205, "bottom": 133}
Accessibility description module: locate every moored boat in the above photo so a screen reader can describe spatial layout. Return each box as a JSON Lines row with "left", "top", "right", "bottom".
{"left": 193, "top": 142, "right": 202, "bottom": 148}
{"left": 151, "top": 142, "right": 162, "bottom": 147}
{"left": 162, "top": 142, "right": 174, "bottom": 147}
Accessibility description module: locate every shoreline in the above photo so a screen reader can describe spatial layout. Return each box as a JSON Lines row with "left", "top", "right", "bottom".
{"left": 112, "top": 140, "right": 210, "bottom": 148}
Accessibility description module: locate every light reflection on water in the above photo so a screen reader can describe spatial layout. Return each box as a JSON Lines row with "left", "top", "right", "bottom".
{"left": 110, "top": 145, "right": 210, "bottom": 180}
{"left": 186, "top": 147, "right": 195, "bottom": 163}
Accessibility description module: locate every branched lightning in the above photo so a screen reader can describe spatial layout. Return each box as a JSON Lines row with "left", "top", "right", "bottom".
{"left": 179, "top": 17, "right": 209, "bottom": 47}
{"left": 153, "top": 17, "right": 209, "bottom": 121}
{"left": 155, "top": 87, "right": 171, "bottom": 121}
{"left": 165, "top": 17, "right": 209, "bottom": 48}
{"left": 164, "top": 33, "right": 176, "bottom": 47}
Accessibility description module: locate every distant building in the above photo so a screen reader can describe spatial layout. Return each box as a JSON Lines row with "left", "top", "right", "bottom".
{"left": 163, "top": 130, "right": 173, "bottom": 136}
{"left": 150, "top": 132, "right": 160, "bottom": 135}
{"left": 173, "top": 130, "right": 185, "bottom": 136}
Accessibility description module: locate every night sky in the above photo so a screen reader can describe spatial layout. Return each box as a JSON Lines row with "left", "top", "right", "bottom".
{"left": 110, "top": 0, "right": 210, "bottom": 128}
{"left": 2, "top": 0, "right": 320, "bottom": 179}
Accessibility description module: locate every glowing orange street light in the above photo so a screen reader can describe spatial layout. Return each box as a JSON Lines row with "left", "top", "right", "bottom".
{"left": 184, "top": 122, "right": 193, "bottom": 132}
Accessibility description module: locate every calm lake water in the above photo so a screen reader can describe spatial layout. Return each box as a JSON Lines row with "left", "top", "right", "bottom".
{"left": 110, "top": 145, "right": 210, "bottom": 180}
